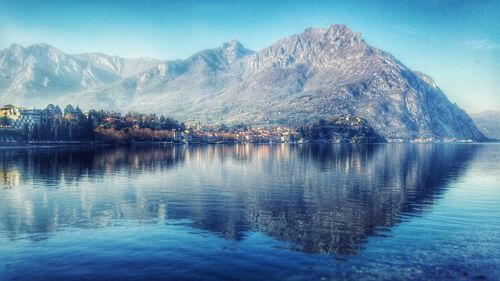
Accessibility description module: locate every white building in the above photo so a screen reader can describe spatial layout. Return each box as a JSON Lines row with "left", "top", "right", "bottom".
{"left": 0, "top": 105, "right": 48, "bottom": 130}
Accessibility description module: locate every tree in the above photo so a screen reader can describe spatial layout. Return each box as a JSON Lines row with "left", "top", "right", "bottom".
{"left": 64, "top": 104, "right": 75, "bottom": 116}
{"left": 31, "top": 123, "right": 41, "bottom": 141}
{"left": 218, "top": 123, "right": 229, "bottom": 132}
{"left": 22, "top": 124, "right": 31, "bottom": 141}
{"left": 54, "top": 105, "right": 62, "bottom": 116}
{"left": 85, "top": 114, "right": 95, "bottom": 140}
{"left": 74, "top": 105, "right": 83, "bottom": 117}
{"left": 45, "top": 104, "right": 56, "bottom": 116}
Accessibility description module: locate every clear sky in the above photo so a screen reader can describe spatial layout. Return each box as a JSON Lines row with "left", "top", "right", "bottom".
{"left": 1, "top": 0, "right": 499, "bottom": 112}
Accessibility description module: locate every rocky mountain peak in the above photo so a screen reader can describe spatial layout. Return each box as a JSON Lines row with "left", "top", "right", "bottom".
{"left": 222, "top": 39, "right": 242, "bottom": 49}
{"left": 326, "top": 24, "right": 355, "bottom": 35}
{"left": 300, "top": 24, "right": 365, "bottom": 50}
{"left": 325, "top": 24, "right": 364, "bottom": 47}
{"left": 27, "top": 42, "right": 53, "bottom": 49}
{"left": 221, "top": 39, "right": 252, "bottom": 62}
{"left": 7, "top": 43, "right": 24, "bottom": 51}
{"left": 2, "top": 44, "right": 25, "bottom": 58}
{"left": 245, "top": 24, "right": 368, "bottom": 70}
{"left": 26, "top": 43, "right": 67, "bottom": 60}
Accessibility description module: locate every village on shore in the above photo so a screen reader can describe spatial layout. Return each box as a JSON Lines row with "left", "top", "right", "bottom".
{"left": 0, "top": 104, "right": 475, "bottom": 145}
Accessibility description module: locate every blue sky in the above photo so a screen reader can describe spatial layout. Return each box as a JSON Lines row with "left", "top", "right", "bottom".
{"left": 0, "top": 0, "right": 499, "bottom": 112}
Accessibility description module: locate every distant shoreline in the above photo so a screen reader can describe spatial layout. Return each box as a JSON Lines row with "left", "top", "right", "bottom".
{"left": 0, "top": 140, "right": 497, "bottom": 149}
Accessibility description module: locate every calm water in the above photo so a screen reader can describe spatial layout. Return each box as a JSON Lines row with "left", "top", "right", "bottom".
{"left": 0, "top": 144, "right": 499, "bottom": 281}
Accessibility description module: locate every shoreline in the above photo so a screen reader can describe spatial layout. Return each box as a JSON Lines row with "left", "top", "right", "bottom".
{"left": 0, "top": 140, "right": 497, "bottom": 149}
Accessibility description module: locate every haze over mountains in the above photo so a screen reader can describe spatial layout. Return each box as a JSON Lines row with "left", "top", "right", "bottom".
{"left": 0, "top": 24, "right": 488, "bottom": 141}
{"left": 470, "top": 111, "right": 500, "bottom": 140}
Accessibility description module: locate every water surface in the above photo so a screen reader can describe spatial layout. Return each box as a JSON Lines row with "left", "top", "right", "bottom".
{"left": 0, "top": 144, "right": 499, "bottom": 280}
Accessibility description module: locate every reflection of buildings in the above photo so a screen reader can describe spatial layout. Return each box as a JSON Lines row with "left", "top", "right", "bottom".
{"left": 0, "top": 144, "right": 478, "bottom": 254}
{"left": 0, "top": 167, "right": 21, "bottom": 187}
{"left": 0, "top": 146, "right": 186, "bottom": 238}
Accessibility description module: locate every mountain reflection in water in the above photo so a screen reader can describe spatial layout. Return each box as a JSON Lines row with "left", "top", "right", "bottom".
{"left": 0, "top": 144, "right": 478, "bottom": 255}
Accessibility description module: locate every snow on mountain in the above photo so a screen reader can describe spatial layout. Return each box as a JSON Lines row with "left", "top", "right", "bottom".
{"left": 0, "top": 43, "right": 160, "bottom": 106}
{"left": 74, "top": 52, "right": 160, "bottom": 78}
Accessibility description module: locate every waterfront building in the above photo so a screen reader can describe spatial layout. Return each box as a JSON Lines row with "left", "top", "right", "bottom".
{"left": 0, "top": 104, "right": 48, "bottom": 130}
{"left": 0, "top": 104, "right": 22, "bottom": 123}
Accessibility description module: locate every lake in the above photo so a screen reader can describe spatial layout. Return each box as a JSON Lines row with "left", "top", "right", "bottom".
{"left": 0, "top": 144, "right": 499, "bottom": 281}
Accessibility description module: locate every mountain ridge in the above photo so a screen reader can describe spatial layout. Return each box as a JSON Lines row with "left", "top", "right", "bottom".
{"left": 470, "top": 111, "right": 500, "bottom": 140}
{"left": 0, "top": 24, "right": 488, "bottom": 141}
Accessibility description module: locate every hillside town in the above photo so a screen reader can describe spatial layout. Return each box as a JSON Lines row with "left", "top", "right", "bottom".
{"left": 0, "top": 104, "right": 478, "bottom": 145}
{"left": 0, "top": 104, "right": 390, "bottom": 145}
{"left": 0, "top": 104, "right": 298, "bottom": 144}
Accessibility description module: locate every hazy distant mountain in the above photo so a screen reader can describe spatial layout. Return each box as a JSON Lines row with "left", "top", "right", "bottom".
{"left": 0, "top": 43, "right": 160, "bottom": 105}
{"left": 0, "top": 25, "right": 487, "bottom": 140}
{"left": 470, "top": 111, "right": 500, "bottom": 140}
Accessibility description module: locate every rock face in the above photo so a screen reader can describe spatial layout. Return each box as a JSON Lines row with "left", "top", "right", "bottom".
{"left": 470, "top": 111, "right": 500, "bottom": 140}
{"left": 0, "top": 24, "right": 487, "bottom": 140}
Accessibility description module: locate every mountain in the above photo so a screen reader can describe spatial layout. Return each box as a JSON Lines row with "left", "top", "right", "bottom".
{"left": 0, "top": 43, "right": 160, "bottom": 105}
{"left": 470, "top": 111, "right": 500, "bottom": 140}
{"left": 0, "top": 24, "right": 487, "bottom": 141}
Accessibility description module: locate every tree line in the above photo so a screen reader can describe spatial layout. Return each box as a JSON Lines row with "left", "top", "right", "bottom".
{"left": 297, "top": 117, "right": 385, "bottom": 143}
{"left": 24, "top": 104, "right": 186, "bottom": 143}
